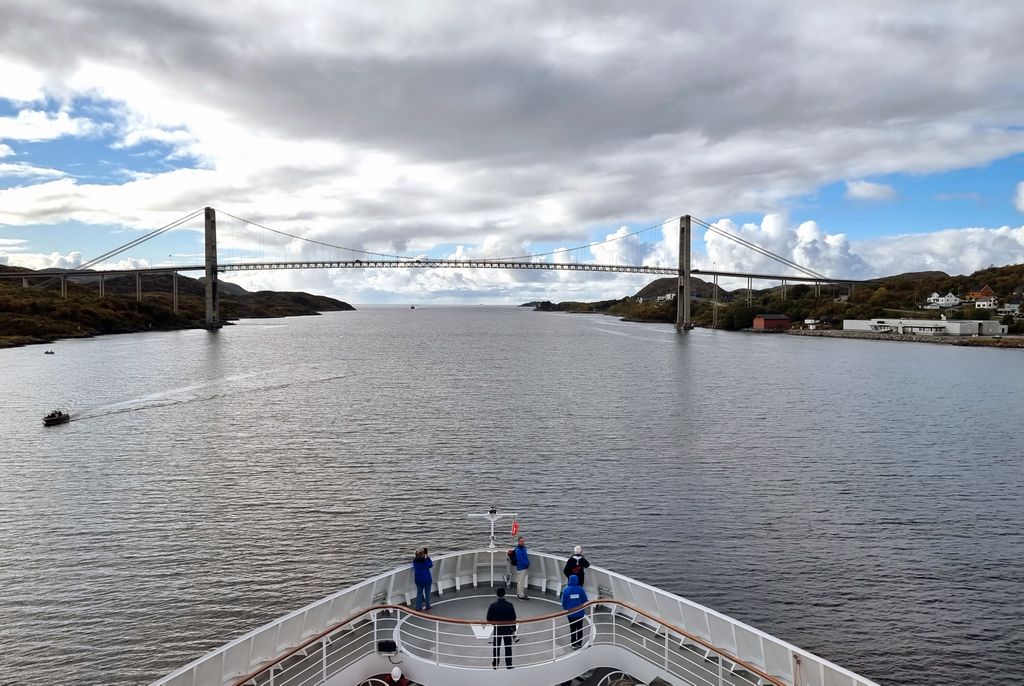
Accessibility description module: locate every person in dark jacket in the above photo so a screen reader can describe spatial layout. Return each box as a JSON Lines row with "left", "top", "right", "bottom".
{"left": 514, "top": 537, "right": 530, "bottom": 599}
{"left": 412, "top": 548, "right": 433, "bottom": 611}
{"left": 560, "top": 574, "right": 588, "bottom": 649}
{"left": 563, "top": 545, "right": 590, "bottom": 586}
{"left": 486, "top": 587, "right": 517, "bottom": 668}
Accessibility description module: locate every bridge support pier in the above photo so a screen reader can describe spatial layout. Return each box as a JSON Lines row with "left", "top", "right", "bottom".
{"left": 60, "top": 275, "right": 67, "bottom": 298}
{"left": 204, "top": 207, "right": 220, "bottom": 327}
{"left": 136, "top": 272, "right": 142, "bottom": 302}
{"left": 712, "top": 274, "right": 719, "bottom": 329}
{"left": 99, "top": 273, "right": 105, "bottom": 298}
{"left": 676, "top": 215, "right": 693, "bottom": 331}
{"left": 747, "top": 277, "right": 752, "bottom": 307}
{"left": 22, "top": 277, "right": 28, "bottom": 289}
{"left": 172, "top": 271, "right": 178, "bottom": 314}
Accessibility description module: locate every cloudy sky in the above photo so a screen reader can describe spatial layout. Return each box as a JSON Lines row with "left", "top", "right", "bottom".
{"left": 2, "top": 1, "right": 1024, "bottom": 303}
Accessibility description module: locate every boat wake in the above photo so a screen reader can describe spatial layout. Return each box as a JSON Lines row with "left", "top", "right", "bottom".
{"left": 70, "top": 366, "right": 353, "bottom": 422}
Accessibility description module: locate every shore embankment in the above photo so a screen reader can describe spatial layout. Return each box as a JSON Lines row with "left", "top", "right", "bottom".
{"left": 787, "top": 328, "right": 1024, "bottom": 349}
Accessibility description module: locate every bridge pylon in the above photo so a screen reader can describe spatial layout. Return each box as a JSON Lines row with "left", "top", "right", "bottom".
{"left": 204, "top": 206, "right": 220, "bottom": 328}
{"left": 676, "top": 215, "right": 693, "bottom": 331}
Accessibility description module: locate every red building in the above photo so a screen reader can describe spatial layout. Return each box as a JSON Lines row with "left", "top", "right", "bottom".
{"left": 753, "top": 314, "right": 791, "bottom": 331}
{"left": 964, "top": 284, "right": 995, "bottom": 302}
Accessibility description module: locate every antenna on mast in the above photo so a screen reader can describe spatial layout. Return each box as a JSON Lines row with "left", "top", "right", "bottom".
{"left": 468, "top": 506, "right": 518, "bottom": 549}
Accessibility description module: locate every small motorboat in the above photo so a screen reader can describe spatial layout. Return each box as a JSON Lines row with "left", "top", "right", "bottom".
{"left": 44, "top": 350, "right": 55, "bottom": 355}
{"left": 43, "top": 409, "right": 70, "bottom": 426}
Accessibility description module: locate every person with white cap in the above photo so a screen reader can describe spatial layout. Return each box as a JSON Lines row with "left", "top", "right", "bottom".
{"left": 563, "top": 545, "right": 590, "bottom": 586}
{"left": 385, "top": 666, "right": 409, "bottom": 685}
{"left": 368, "top": 666, "right": 408, "bottom": 685}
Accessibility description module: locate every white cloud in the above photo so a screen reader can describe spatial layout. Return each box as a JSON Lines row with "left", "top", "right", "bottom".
{"left": 0, "top": 162, "right": 68, "bottom": 179}
{"left": 1, "top": 250, "right": 83, "bottom": 270}
{"left": 844, "top": 180, "right": 899, "bottom": 202}
{"left": 2, "top": 2, "right": 1024, "bottom": 301}
{"left": 94, "top": 257, "right": 152, "bottom": 271}
{"left": 0, "top": 143, "right": 13, "bottom": 157}
{"left": 857, "top": 225, "right": 1024, "bottom": 276}
{"left": 0, "top": 58, "right": 46, "bottom": 102}
{"left": 697, "top": 214, "right": 1024, "bottom": 281}
{"left": 588, "top": 226, "right": 650, "bottom": 266}
{"left": 1015, "top": 181, "right": 1024, "bottom": 212}
{"left": 0, "top": 110, "right": 98, "bottom": 142}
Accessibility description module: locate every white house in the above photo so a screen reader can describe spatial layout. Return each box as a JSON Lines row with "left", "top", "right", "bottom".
{"left": 997, "top": 301, "right": 1021, "bottom": 316}
{"left": 844, "top": 318, "right": 1007, "bottom": 336}
{"left": 974, "top": 296, "right": 998, "bottom": 309}
{"left": 924, "top": 292, "right": 961, "bottom": 309}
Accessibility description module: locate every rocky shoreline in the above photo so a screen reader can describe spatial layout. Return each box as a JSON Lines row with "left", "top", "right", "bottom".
{"left": 787, "top": 328, "right": 1024, "bottom": 349}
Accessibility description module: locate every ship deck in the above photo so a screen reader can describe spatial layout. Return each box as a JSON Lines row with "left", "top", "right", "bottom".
{"left": 364, "top": 583, "right": 767, "bottom": 685}
{"left": 155, "top": 549, "right": 878, "bottom": 686}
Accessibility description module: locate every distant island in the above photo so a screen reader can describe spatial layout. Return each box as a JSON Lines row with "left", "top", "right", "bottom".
{"left": 0, "top": 267, "right": 354, "bottom": 349}
{"left": 525, "top": 262, "right": 1024, "bottom": 336}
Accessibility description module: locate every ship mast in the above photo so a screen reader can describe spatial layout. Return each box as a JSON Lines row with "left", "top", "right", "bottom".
{"left": 468, "top": 506, "right": 518, "bottom": 585}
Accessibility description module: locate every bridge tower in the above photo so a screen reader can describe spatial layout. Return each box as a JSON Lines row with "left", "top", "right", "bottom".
{"left": 676, "top": 215, "right": 693, "bottom": 330}
{"left": 204, "top": 206, "right": 220, "bottom": 327}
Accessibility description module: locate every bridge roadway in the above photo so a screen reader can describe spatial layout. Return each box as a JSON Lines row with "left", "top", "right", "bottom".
{"left": 0, "top": 259, "right": 875, "bottom": 285}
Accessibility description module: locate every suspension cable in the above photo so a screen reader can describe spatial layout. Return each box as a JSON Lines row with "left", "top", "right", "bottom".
{"left": 215, "top": 209, "right": 680, "bottom": 265}
{"left": 490, "top": 216, "right": 680, "bottom": 261}
{"left": 691, "top": 215, "right": 826, "bottom": 279}
{"left": 77, "top": 208, "right": 206, "bottom": 270}
{"left": 214, "top": 209, "right": 418, "bottom": 261}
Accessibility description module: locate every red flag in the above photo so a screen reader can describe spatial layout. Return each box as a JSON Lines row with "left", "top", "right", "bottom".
{"left": 510, "top": 519, "right": 519, "bottom": 537}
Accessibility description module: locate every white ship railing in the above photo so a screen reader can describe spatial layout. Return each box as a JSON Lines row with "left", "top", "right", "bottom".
{"left": 150, "top": 550, "right": 879, "bottom": 686}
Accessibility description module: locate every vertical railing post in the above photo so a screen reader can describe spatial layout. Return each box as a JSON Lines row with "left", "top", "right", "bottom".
{"left": 718, "top": 653, "right": 724, "bottom": 686}
{"left": 435, "top": 621, "right": 440, "bottom": 665}
{"left": 321, "top": 639, "right": 327, "bottom": 681}
{"left": 551, "top": 618, "right": 557, "bottom": 662}
{"left": 664, "top": 629, "right": 669, "bottom": 670}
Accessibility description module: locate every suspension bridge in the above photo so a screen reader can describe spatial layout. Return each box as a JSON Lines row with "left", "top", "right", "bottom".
{"left": 0, "top": 207, "right": 873, "bottom": 330}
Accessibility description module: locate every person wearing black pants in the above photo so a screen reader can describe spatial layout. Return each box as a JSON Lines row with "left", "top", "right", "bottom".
{"left": 568, "top": 615, "right": 584, "bottom": 649}
{"left": 487, "top": 587, "right": 517, "bottom": 668}
{"left": 560, "top": 574, "right": 588, "bottom": 650}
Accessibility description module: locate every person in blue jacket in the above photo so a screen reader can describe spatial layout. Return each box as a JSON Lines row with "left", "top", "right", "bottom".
{"left": 514, "top": 537, "right": 530, "bottom": 599}
{"left": 560, "top": 574, "right": 588, "bottom": 649}
{"left": 412, "top": 547, "right": 433, "bottom": 611}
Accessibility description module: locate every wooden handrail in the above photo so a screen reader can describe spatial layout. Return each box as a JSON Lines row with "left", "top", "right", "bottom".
{"left": 230, "top": 597, "right": 787, "bottom": 686}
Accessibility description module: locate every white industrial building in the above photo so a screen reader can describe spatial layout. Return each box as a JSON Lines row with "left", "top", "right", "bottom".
{"left": 844, "top": 318, "right": 1008, "bottom": 336}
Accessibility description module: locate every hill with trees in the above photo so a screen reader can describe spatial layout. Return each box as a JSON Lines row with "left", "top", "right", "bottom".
{"left": 0, "top": 268, "right": 354, "bottom": 348}
{"left": 530, "top": 263, "right": 1024, "bottom": 333}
